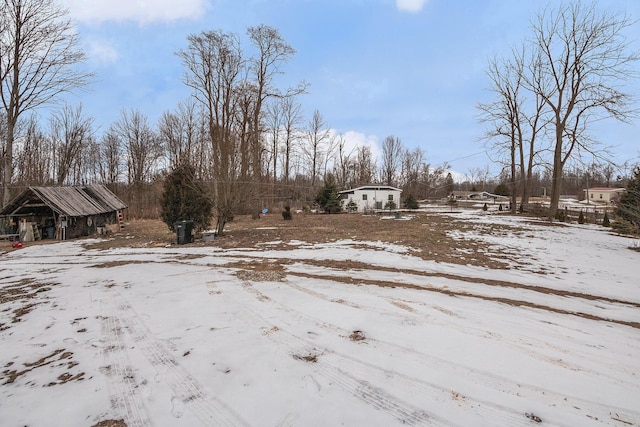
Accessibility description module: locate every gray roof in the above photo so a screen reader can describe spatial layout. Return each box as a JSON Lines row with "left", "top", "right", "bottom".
{"left": 0, "top": 185, "right": 127, "bottom": 217}
{"left": 339, "top": 185, "right": 402, "bottom": 194}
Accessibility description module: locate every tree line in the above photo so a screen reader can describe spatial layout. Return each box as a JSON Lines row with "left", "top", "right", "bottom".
{"left": 2, "top": 0, "right": 638, "bottom": 229}
{"left": 0, "top": 0, "right": 456, "bottom": 229}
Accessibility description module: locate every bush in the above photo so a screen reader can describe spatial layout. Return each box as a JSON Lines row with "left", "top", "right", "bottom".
{"left": 578, "top": 210, "right": 585, "bottom": 224}
{"left": 282, "top": 206, "right": 292, "bottom": 220}
{"left": 482, "top": 203, "right": 488, "bottom": 211}
{"left": 403, "top": 194, "right": 419, "bottom": 209}
{"left": 494, "top": 183, "right": 510, "bottom": 196}
{"left": 385, "top": 200, "right": 397, "bottom": 210}
{"left": 611, "top": 218, "right": 639, "bottom": 235}
{"left": 602, "top": 211, "right": 610, "bottom": 227}
{"left": 346, "top": 200, "right": 358, "bottom": 213}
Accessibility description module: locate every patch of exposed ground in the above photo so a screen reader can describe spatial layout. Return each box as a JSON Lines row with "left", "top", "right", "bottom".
{"left": 82, "top": 213, "right": 517, "bottom": 269}
{"left": 1, "top": 348, "right": 85, "bottom": 386}
{"left": 230, "top": 257, "right": 640, "bottom": 311}
{"left": 91, "top": 420, "right": 127, "bottom": 427}
{"left": 284, "top": 270, "right": 640, "bottom": 329}
{"left": 89, "top": 260, "right": 154, "bottom": 269}
{"left": 228, "top": 259, "right": 288, "bottom": 282}
{"left": 0, "top": 278, "right": 54, "bottom": 330}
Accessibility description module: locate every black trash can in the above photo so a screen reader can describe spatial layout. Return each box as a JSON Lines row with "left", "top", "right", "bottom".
{"left": 174, "top": 220, "right": 194, "bottom": 244}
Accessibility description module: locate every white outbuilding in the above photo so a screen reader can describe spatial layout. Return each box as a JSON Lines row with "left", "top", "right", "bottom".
{"left": 339, "top": 185, "right": 402, "bottom": 213}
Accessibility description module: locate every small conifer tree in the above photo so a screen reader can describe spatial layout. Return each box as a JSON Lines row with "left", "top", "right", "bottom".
{"left": 578, "top": 210, "right": 585, "bottom": 224}
{"left": 160, "top": 163, "right": 213, "bottom": 231}
{"left": 315, "top": 176, "right": 343, "bottom": 214}
{"left": 615, "top": 167, "right": 640, "bottom": 234}
{"left": 482, "top": 203, "right": 488, "bottom": 211}
{"left": 403, "top": 194, "right": 419, "bottom": 209}
{"left": 282, "top": 206, "right": 292, "bottom": 220}
{"left": 602, "top": 211, "right": 610, "bottom": 227}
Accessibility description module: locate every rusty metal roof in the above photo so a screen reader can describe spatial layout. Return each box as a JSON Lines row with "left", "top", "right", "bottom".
{"left": 0, "top": 185, "right": 127, "bottom": 217}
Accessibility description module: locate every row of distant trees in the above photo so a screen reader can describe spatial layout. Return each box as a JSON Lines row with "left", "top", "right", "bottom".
{"left": 0, "top": 0, "right": 456, "bottom": 230}
{"left": 1, "top": 0, "right": 638, "bottom": 229}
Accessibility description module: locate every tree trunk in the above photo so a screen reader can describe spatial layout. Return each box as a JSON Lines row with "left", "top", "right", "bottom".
{"left": 548, "top": 126, "right": 564, "bottom": 220}
{"left": 2, "top": 118, "right": 16, "bottom": 207}
{"left": 510, "top": 134, "right": 517, "bottom": 214}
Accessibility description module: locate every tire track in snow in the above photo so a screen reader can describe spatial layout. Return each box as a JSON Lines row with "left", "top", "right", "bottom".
{"left": 235, "top": 279, "right": 640, "bottom": 426}
{"left": 110, "top": 292, "right": 249, "bottom": 427}
{"left": 235, "top": 280, "right": 544, "bottom": 427}
{"left": 101, "top": 296, "right": 150, "bottom": 427}
{"left": 221, "top": 281, "right": 451, "bottom": 427}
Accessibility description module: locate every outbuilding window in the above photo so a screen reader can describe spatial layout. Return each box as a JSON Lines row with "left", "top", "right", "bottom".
{"left": 362, "top": 194, "right": 368, "bottom": 201}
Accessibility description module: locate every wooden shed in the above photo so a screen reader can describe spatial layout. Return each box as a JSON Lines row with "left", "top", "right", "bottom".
{"left": 0, "top": 185, "right": 127, "bottom": 241}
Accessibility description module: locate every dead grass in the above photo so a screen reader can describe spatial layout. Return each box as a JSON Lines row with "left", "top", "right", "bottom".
{"left": 80, "top": 212, "right": 513, "bottom": 269}
{"left": 2, "top": 211, "right": 565, "bottom": 270}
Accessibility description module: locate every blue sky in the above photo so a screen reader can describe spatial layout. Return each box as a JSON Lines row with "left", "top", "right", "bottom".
{"left": 60, "top": 0, "right": 640, "bottom": 178}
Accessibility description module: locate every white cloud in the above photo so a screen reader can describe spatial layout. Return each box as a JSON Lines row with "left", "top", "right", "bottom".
{"left": 87, "top": 40, "right": 119, "bottom": 64}
{"left": 338, "top": 130, "right": 381, "bottom": 162}
{"left": 62, "top": 0, "right": 207, "bottom": 24}
{"left": 396, "top": 0, "right": 427, "bottom": 13}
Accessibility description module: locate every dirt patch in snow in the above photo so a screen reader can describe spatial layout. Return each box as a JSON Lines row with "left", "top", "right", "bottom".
{"left": 228, "top": 259, "right": 288, "bottom": 282}
{"left": 286, "top": 270, "right": 640, "bottom": 329}
{"left": 82, "top": 213, "right": 516, "bottom": 269}
{"left": 91, "top": 420, "right": 127, "bottom": 427}
{"left": 0, "top": 278, "right": 53, "bottom": 330}
{"left": 349, "top": 330, "right": 366, "bottom": 342}
{"left": 2, "top": 348, "right": 84, "bottom": 386}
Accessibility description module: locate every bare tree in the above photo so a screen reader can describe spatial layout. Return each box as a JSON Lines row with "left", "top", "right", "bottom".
{"left": 303, "top": 109, "right": 330, "bottom": 188}
{"left": 265, "top": 98, "right": 283, "bottom": 186}
{"left": 113, "top": 109, "right": 162, "bottom": 185}
{"left": 178, "top": 30, "right": 245, "bottom": 234}
{"left": 246, "top": 25, "right": 301, "bottom": 181}
{"left": 0, "top": 0, "right": 91, "bottom": 206}
{"left": 529, "top": 2, "right": 639, "bottom": 219}
{"left": 279, "top": 96, "right": 302, "bottom": 187}
{"left": 332, "top": 133, "right": 353, "bottom": 189}
{"left": 424, "top": 163, "right": 451, "bottom": 199}
{"left": 98, "top": 128, "right": 122, "bottom": 185}
{"left": 76, "top": 135, "right": 100, "bottom": 184}
{"left": 400, "top": 147, "right": 425, "bottom": 196}
{"left": 159, "top": 100, "right": 201, "bottom": 169}
{"left": 14, "top": 114, "right": 50, "bottom": 185}
{"left": 478, "top": 55, "right": 525, "bottom": 213}
{"left": 49, "top": 103, "right": 93, "bottom": 185}
{"left": 354, "top": 145, "right": 376, "bottom": 187}
{"left": 380, "top": 135, "right": 403, "bottom": 187}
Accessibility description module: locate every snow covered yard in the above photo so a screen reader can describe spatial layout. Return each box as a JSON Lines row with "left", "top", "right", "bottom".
{"left": 1, "top": 211, "right": 639, "bottom": 426}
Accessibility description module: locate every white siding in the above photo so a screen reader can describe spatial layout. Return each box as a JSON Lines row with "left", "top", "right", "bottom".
{"left": 342, "top": 187, "right": 401, "bottom": 212}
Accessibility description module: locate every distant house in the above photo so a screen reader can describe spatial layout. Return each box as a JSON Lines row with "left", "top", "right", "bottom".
{"left": 583, "top": 187, "right": 626, "bottom": 204}
{"left": 451, "top": 191, "right": 474, "bottom": 200}
{"left": 582, "top": 187, "right": 626, "bottom": 204}
{"left": 450, "top": 191, "right": 509, "bottom": 202}
{"left": 339, "top": 185, "right": 402, "bottom": 212}
{"left": 0, "top": 185, "right": 127, "bottom": 241}
{"left": 468, "top": 191, "right": 510, "bottom": 202}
